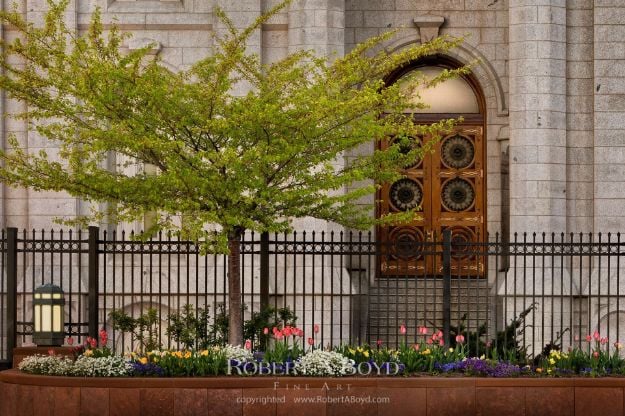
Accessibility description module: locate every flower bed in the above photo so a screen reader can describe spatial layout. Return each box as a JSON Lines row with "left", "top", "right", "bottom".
{"left": 7, "top": 326, "right": 625, "bottom": 415}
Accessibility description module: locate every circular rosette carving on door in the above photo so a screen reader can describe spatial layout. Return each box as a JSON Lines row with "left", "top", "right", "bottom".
{"left": 441, "top": 178, "right": 475, "bottom": 212}
{"left": 391, "top": 135, "right": 422, "bottom": 169}
{"left": 389, "top": 178, "right": 423, "bottom": 211}
{"left": 448, "top": 226, "right": 478, "bottom": 259}
{"left": 388, "top": 227, "right": 424, "bottom": 260}
{"left": 441, "top": 134, "right": 475, "bottom": 169}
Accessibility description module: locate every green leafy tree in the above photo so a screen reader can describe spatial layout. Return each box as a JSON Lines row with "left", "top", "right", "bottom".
{"left": 0, "top": 0, "right": 465, "bottom": 345}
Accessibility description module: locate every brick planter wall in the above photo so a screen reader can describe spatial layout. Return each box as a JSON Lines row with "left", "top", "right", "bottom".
{"left": 1, "top": 369, "right": 625, "bottom": 416}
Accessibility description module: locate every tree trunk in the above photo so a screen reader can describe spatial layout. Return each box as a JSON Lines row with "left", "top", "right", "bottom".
{"left": 227, "top": 231, "right": 243, "bottom": 346}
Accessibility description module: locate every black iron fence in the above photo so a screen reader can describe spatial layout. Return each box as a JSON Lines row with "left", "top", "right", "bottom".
{"left": 1, "top": 227, "right": 625, "bottom": 367}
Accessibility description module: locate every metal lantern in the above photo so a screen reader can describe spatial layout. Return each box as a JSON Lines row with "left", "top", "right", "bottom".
{"left": 33, "top": 283, "right": 65, "bottom": 346}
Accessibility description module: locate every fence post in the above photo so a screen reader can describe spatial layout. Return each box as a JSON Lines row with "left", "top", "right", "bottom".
{"left": 6, "top": 227, "right": 17, "bottom": 366}
{"left": 88, "top": 226, "right": 100, "bottom": 339}
{"left": 442, "top": 228, "right": 452, "bottom": 346}
{"left": 260, "top": 232, "right": 269, "bottom": 311}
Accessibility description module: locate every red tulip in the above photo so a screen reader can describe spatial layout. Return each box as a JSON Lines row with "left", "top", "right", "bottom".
{"left": 376, "top": 339, "right": 383, "bottom": 346}
{"left": 66, "top": 337, "right": 74, "bottom": 346}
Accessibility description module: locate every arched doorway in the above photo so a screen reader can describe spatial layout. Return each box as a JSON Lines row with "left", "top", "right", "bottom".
{"left": 377, "top": 56, "right": 486, "bottom": 277}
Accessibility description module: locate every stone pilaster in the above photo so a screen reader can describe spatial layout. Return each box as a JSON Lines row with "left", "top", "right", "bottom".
{"left": 593, "top": 2, "right": 625, "bottom": 233}
{"left": 288, "top": 0, "right": 344, "bottom": 57}
{"left": 566, "top": 1, "right": 593, "bottom": 233}
{"left": 508, "top": 0, "right": 567, "bottom": 235}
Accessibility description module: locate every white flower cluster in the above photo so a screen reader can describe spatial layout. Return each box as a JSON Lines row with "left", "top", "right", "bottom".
{"left": 72, "top": 356, "right": 133, "bottom": 377}
{"left": 220, "top": 344, "right": 253, "bottom": 362}
{"left": 18, "top": 355, "right": 132, "bottom": 377}
{"left": 294, "top": 350, "right": 355, "bottom": 377}
{"left": 18, "top": 354, "right": 74, "bottom": 375}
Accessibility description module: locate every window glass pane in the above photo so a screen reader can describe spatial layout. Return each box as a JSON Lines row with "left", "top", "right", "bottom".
{"left": 398, "top": 66, "right": 480, "bottom": 114}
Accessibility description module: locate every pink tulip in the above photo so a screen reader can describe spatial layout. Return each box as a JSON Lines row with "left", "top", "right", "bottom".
{"left": 593, "top": 331, "right": 601, "bottom": 341}
{"left": 66, "top": 337, "right": 74, "bottom": 346}
{"left": 263, "top": 327, "right": 269, "bottom": 335}
{"left": 439, "top": 339, "right": 444, "bottom": 346}
{"left": 418, "top": 326, "right": 429, "bottom": 335}
{"left": 593, "top": 351, "right": 600, "bottom": 358}
{"left": 601, "top": 337, "right": 609, "bottom": 345}
{"left": 314, "top": 324, "right": 320, "bottom": 334}
{"left": 413, "top": 344, "right": 420, "bottom": 351}
{"left": 400, "top": 325, "right": 407, "bottom": 335}
{"left": 244, "top": 339, "right": 252, "bottom": 350}
{"left": 99, "top": 329, "right": 108, "bottom": 345}
{"left": 426, "top": 338, "right": 433, "bottom": 345}
{"left": 86, "top": 337, "right": 97, "bottom": 348}
{"left": 455, "top": 334, "right": 465, "bottom": 344}
{"left": 585, "top": 335, "right": 592, "bottom": 342}
{"left": 436, "top": 330, "right": 443, "bottom": 339}
{"left": 307, "top": 337, "right": 315, "bottom": 346}
{"left": 376, "top": 339, "right": 383, "bottom": 346}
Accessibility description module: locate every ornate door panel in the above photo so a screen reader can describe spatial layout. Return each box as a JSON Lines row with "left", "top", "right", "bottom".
{"left": 378, "top": 126, "right": 486, "bottom": 276}
{"left": 377, "top": 134, "right": 432, "bottom": 275}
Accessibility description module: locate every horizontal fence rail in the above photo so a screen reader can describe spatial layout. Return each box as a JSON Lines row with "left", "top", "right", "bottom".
{"left": 1, "top": 228, "right": 625, "bottom": 367}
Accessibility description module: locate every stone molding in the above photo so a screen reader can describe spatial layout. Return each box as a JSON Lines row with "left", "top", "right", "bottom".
{"left": 412, "top": 15, "right": 445, "bottom": 43}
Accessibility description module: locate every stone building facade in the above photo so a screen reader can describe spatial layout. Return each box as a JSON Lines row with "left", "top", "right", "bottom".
{"left": 2, "top": 0, "right": 625, "bottom": 349}
{"left": 2, "top": 0, "right": 619, "bottom": 240}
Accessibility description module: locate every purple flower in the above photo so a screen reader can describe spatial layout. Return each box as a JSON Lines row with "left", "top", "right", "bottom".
{"left": 132, "top": 362, "right": 164, "bottom": 377}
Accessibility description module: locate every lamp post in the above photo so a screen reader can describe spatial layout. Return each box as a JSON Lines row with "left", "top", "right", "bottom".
{"left": 33, "top": 283, "right": 65, "bottom": 346}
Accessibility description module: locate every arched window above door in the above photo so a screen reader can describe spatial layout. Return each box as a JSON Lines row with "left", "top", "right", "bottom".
{"left": 397, "top": 66, "right": 480, "bottom": 114}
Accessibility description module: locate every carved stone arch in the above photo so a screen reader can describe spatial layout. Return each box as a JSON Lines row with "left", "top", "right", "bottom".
{"left": 383, "top": 36, "right": 507, "bottom": 117}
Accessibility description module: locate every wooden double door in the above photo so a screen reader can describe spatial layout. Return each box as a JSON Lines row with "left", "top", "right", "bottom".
{"left": 377, "top": 126, "right": 486, "bottom": 276}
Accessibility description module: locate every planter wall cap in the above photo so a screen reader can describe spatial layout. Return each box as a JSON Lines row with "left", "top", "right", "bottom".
{"left": 6, "top": 369, "right": 625, "bottom": 389}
